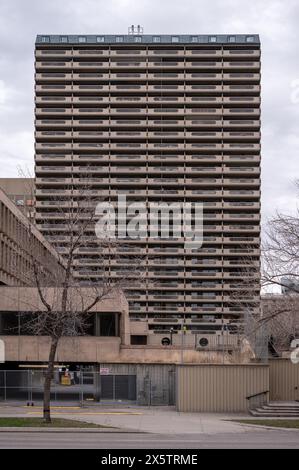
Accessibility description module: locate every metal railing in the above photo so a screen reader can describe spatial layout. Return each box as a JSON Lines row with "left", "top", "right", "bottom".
{"left": 246, "top": 390, "right": 269, "bottom": 410}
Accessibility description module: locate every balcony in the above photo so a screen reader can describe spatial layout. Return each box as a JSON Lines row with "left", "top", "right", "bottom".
{"left": 222, "top": 50, "right": 260, "bottom": 58}
{"left": 36, "top": 50, "right": 72, "bottom": 58}
{"left": 224, "top": 224, "right": 259, "bottom": 232}
{"left": 224, "top": 108, "right": 260, "bottom": 117}
{"left": 223, "top": 213, "right": 260, "bottom": 221}
{"left": 223, "top": 97, "right": 260, "bottom": 105}
{"left": 223, "top": 201, "right": 260, "bottom": 210}
{"left": 184, "top": 50, "right": 222, "bottom": 58}
{"left": 35, "top": 96, "right": 72, "bottom": 104}
{"left": 223, "top": 61, "right": 260, "bottom": 69}
{"left": 223, "top": 84, "right": 260, "bottom": 93}
{"left": 35, "top": 154, "right": 72, "bottom": 162}
{"left": 223, "top": 178, "right": 260, "bottom": 186}
{"left": 35, "top": 73, "right": 72, "bottom": 81}
{"left": 223, "top": 73, "right": 260, "bottom": 81}
{"left": 35, "top": 143, "right": 72, "bottom": 151}
{"left": 223, "top": 166, "right": 260, "bottom": 175}
{"left": 35, "top": 61, "right": 72, "bottom": 70}
{"left": 223, "top": 155, "right": 260, "bottom": 163}
{"left": 72, "top": 50, "right": 106, "bottom": 57}
{"left": 224, "top": 190, "right": 260, "bottom": 198}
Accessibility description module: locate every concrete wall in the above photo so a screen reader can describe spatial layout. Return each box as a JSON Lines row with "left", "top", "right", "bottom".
{"left": 0, "top": 178, "right": 33, "bottom": 196}
{"left": 269, "top": 359, "right": 299, "bottom": 401}
{"left": 176, "top": 364, "right": 269, "bottom": 412}
{"left": 0, "top": 286, "right": 130, "bottom": 355}
{"left": 119, "top": 346, "right": 246, "bottom": 364}
{"left": 1, "top": 336, "right": 121, "bottom": 363}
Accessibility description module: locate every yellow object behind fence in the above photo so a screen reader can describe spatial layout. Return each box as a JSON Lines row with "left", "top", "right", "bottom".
{"left": 61, "top": 376, "right": 71, "bottom": 386}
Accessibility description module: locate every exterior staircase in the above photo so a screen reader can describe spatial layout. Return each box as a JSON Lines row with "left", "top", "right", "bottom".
{"left": 250, "top": 402, "right": 299, "bottom": 417}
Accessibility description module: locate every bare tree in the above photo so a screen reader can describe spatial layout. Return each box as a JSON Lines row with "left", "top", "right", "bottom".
{"left": 262, "top": 210, "right": 299, "bottom": 294}
{"left": 262, "top": 294, "right": 299, "bottom": 353}
{"left": 232, "top": 182, "right": 299, "bottom": 356}
{"left": 11, "top": 174, "right": 142, "bottom": 422}
{"left": 259, "top": 182, "right": 299, "bottom": 350}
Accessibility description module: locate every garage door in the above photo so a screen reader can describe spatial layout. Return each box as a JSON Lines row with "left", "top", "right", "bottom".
{"left": 101, "top": 375, "right": 136, "bottom": 401}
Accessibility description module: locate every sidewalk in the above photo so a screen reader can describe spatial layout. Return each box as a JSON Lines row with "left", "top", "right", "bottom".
{"left": 0, "top": 404, "right": 252, "bottom": 435}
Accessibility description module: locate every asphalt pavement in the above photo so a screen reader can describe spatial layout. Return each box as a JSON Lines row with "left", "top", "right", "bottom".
{"left": 0, "top": 430, "right": 299, "bottom": 449}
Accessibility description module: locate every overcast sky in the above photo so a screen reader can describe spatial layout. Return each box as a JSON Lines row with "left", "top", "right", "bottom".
{"left": 0, "top": 0, "right": 298, "bottom": 222}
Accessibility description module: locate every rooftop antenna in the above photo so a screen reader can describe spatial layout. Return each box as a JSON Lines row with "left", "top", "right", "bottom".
{"left": 128, "top": 25, "right": 144, "bottom": 35}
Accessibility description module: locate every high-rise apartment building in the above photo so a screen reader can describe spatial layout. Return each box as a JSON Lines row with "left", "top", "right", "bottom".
{"left": 34, "top": 33, "right": 261, "bottom": 350}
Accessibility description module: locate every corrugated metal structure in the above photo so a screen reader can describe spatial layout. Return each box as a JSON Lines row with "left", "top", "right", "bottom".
{"left": 176, "top": 364, "right": 269, "bottom": 412}
{"left": 269, "top": 359, "right": 299, "bottom": 401}
{"left": 101, "top": 363, "right": 175, "bottom": 405}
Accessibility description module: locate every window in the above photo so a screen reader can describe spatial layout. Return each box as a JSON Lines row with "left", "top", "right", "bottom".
{"left": 153, "top": 36, "right": 161, "bottom": 43}
{"left": 78, "top": 36, "right": 86, "bottom": 43}
{"left": 41, "top": 36, "right": 50, "bottom": 43}
{"left": 96, "top": 36, "right": 105, "bottom": 43}
{"left": 116, "top": 36, "right": 124, "bottom": 43}
{"left": 171, "top": 36, "right": 179, "bottom": 43}
{"left": 131, "top": 335, "right": 147, "bottom": 345}
{"left": 60, "top": 36, "right": 68, "bottom": 43}
{"left": 134, "top": 36, "right": 142, "bottom": 43}
{"left": 191, "top": 36, "right": 198, "bottom": 43}
{"left": 246, "top": 36, "right": 254, "bottom": 43}
{"left": 99, "top": 314, "right": 117, "bottom": 336}
{"left": 209, "top": 36, "right": 217, "bottom": 43}
{"left": 228, "top": 36, "right": 236, "bottom": 43}
{"left": 0, "top": 312, "right": 19, "bottom": 335}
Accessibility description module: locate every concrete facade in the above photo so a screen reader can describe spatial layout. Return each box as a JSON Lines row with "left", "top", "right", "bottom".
{"left": 34, "top": 34, "right": 261, "bottom": 351}
{"left": 0, "top": 188, "right": 65, "bottom": 286}
{"left": 0, "top": 286, "right": 130, "bottom": 364}
{"left": 0, "top": 286, "right": 253, "bottom": 365}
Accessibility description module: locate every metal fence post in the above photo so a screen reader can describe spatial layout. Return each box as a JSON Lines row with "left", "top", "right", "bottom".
{"left": 4, "top": 370, "right": 6, "bottom": 402}
{"left": 27, "top": 370, "right": 31, "bottom": 405}
{"left": 80, "top": 368, "right": 84, "bottom": 407}
{"left": 113, "top": 375, "right": 115, "bottom": 401}
{"left": 30, "top": 370, "right": 33, "bottom": 405}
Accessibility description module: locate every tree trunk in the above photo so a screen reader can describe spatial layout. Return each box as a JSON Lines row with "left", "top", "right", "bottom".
{"left": 43, "top": 337, "right": 58, "bottom": 423}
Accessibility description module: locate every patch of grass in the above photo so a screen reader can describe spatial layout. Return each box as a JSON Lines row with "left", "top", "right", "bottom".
{"left": 233, "top": 419, "right": 299, "bottom": 429}
{"left": 0, "top": 417, "right": 107, "bottom": 428}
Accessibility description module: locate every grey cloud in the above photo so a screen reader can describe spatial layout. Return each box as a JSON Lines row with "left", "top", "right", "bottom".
{"left": 0, "top": 0, "right": 298, "bottom": 220}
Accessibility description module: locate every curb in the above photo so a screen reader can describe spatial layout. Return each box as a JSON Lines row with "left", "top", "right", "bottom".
{"left": 0, "top": 427, "right": 145, "bottom": 433}
{"left": 235, "top": 423, "right": 299, "bottom": 432}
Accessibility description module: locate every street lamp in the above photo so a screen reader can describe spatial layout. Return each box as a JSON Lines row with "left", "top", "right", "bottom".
{"left": 170, "top": 327, "right": 174, "bottom": 345}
